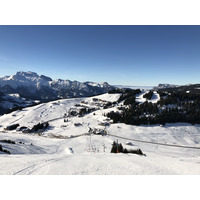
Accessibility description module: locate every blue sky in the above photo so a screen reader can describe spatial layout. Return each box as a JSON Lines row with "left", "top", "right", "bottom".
{"left": 0, "top": 25, "right": 200, "bottom": 86}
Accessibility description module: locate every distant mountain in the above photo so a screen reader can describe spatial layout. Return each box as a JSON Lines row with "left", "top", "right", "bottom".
{"left": 0, "top": 71, "right": 115, "bottom": 115}
{"left": 154, "top": 84, "right": 179, "bottom": 90}
{"left": 156, "top": 83, "right": 200, "bottom": 94}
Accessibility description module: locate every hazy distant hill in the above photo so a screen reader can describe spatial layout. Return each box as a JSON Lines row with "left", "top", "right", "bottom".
{"left": 153, "top": 83, "right": 179, "bottom": 89}
{"left": 114, "top": 85, "right": 154, "bottom": 90}
{"left": 156, "top": 83, "right": 200, "bottom": 94}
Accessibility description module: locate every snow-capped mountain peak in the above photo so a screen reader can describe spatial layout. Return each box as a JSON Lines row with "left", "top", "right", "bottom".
{"left": 0, "top": 71, "right": 52, "bottom": 89}
{"left": 0, "top": 71, "right": 115, "bottom": 102}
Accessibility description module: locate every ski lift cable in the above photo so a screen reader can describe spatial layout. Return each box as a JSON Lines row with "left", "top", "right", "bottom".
{"left": 107, "top": 133, "right": 200, "bottom": 150}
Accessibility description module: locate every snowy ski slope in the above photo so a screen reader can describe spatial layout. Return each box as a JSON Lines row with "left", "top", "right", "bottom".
{"left": 0, "top": 92, "right": 200, "bottom": 175}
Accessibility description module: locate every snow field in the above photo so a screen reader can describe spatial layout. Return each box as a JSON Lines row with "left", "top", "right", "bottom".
{"left": 0, "top": 93, "right": 200, "bottom": 174}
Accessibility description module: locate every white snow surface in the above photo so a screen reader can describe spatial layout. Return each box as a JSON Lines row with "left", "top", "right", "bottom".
{"left": 136, "top": 91, "right": 160, "bottom": 104}
{"left": 0, "top": 93, "right": 200, "bottom": 175}
{"left": 136, "top": 91, "right": 147, "bottom": 104}
{"left": 149, "top": 91, "right": 160, "bottom": 103}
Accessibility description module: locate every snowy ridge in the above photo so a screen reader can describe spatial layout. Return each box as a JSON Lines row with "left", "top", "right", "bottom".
{"left": 0, "top": 71, "right": 51, "bottom": 89}
{"left": 0, "top": 71, "right": 114, "bottom": 92}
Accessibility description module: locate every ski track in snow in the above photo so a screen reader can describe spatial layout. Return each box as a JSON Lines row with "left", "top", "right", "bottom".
{"left": 13, "top": 155, "right": 69, "bottom": 175}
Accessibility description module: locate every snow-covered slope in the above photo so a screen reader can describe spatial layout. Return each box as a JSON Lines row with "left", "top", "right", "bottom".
{"left": 0, "top": 93, "right": 200, "bottom": 175}
{"left": 149, "top": 91, "right": 160, "bottom": 103}
{"left": 136, "top": 91, "right": 160, "bottom": 104}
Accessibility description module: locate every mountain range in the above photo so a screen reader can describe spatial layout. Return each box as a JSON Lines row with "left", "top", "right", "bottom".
{"left": 0, "top": 71, "right": 115, "bottom": 99}
{"left": 0, "top": 71, "right": 115, "bottom": 115}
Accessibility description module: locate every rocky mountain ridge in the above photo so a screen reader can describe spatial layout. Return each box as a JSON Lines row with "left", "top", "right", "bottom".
{"left": 0, "top": 71, "right": 115, "bottom": 115}
{"left": 0, "top": 71, "right": 114, "bottom": 100}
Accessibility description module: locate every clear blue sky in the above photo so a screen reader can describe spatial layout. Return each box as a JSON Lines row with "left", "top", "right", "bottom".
{"left": 0, "top": 25, "right": 200, "bottom": 86}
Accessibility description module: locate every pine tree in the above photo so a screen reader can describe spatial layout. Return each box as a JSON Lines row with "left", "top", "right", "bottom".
{"left": 110, "top": 141, "right": 117, "bottom": 153}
